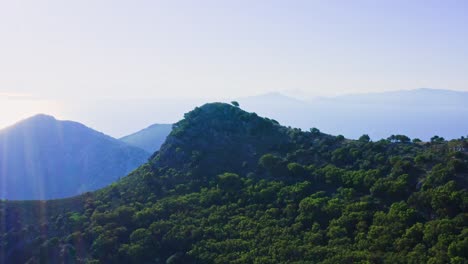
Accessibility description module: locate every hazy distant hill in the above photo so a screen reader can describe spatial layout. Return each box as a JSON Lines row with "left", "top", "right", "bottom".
{"left": 0, "top": 114, "right": 149, "bottom": 200}
{"left": 55, "top": 88, "right": 468, "bottom": 141}
{"left": 238, "top": 88, "right": 468, "bottom": 140}
{"left": 120, "top": 123, "right": 172, "bottom": 153}
{"left": 326, "top": 88, "right": 468, "bottom": 106}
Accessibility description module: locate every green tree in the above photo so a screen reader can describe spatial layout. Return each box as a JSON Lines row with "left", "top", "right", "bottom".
{"left": 218, "top": 173, "right": 243, "bottom": 193}
{"left": 359, "top": 134, "right": 371, "bottom": 142}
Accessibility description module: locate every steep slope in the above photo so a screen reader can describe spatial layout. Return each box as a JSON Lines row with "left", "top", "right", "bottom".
{"left": 153, "top": 103, "right": 303, "bottom": 174}
{"left": 0, "top": 114, "right": 150, "bottom": 200}
{"left": 119, "top": 123, "right": 172, "bottom": 153}
{"left": 0, "top": 103, "right": 466, "bottom": 264}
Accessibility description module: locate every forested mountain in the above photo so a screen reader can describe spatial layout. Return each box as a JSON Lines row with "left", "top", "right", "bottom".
{"left": 120, "top": 123, "right": 172, "bottom": 153}
{"left": 0, "top": 114, "right": 150, "bottom": 200}
{"left": 0, "top": 103, "right": 467, "bottom": 263}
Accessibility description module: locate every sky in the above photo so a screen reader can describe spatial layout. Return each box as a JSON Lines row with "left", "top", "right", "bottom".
{"left": 1, "top": 0, "right": 468, "bottom": 135}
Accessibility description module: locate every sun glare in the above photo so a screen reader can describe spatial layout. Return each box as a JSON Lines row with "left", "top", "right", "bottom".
{"left": 0, "top": 96, "right": 65, "bottom": 129}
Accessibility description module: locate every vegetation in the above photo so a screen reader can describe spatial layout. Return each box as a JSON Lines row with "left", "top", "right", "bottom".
{"left": 0, "top": 103, "right": 467, "bottom": 263}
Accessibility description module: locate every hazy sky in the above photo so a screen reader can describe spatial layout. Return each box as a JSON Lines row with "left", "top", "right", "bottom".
{"left": 1, "top": 0, "right": 468, "bottom": 134}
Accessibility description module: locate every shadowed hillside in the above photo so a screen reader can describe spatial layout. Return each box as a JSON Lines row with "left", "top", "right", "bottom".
{"left": 0, "top": 114, "right": 149, "bottom": 200}
{"left": 120, "top": 123, "right": 172, "bottom": 153}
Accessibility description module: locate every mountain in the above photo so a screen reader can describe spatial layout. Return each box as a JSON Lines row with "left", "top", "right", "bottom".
{"left": 326, "top": 88, "right": 468, "bottom": 106}
{"left": 237, "top": 88, "right": 468, "bottom": 140}
{"left": 236, "top": 92, "right": 309, "bottom": 108}
{"left": 0, "top": 103, "right": 467, "bottom": 263}
{"left": 120, "top": 123, "right": 172, "bottom": 153}
{"left": 0, "top": 114, "right": 150, "bottom": 200}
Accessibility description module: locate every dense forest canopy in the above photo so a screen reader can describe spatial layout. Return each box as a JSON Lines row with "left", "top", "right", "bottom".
{"left": 1, "top": 103, "right": 467, "bottom": 264}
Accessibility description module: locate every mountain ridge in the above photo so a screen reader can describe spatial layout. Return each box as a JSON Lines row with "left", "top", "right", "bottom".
{"left": 120, "top": 123, "right": 172, "bottom": 153}
{"left": 237, "top": 88, "right": 468, "bottom": 140}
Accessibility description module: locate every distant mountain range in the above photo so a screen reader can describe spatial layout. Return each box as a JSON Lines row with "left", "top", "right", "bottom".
{"left": 120, "top": 123, "right": 172, "bottom": 153}
{"left": 237, "top": 88, "right": 468, "bottom": 140}
{"left": 0, "top": 114, "right": 150, "bottom": 200}
{"left": 54, "top": 88, "right": 468, "bottom": 141}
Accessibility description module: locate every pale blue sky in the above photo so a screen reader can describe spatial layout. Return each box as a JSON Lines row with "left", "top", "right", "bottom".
{"left": 1, "top": 0, "right": 468, "bottom": 134}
